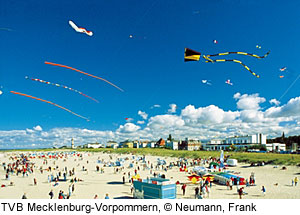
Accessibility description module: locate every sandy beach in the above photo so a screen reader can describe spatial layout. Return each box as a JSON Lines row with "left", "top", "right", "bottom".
{"left": 0, "top": 151, "right": 299, "bottom": 199}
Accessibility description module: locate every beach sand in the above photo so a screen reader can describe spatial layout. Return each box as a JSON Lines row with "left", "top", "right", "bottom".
{"left": 0, "top": 151, "right": 299, "bottom": 199}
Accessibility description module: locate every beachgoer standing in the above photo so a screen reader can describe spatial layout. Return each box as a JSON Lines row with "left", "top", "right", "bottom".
{"left": 105, "top": 193, "right": 110, "bottom": 199}
{"left": 49, "top": 190, "right": 54, "bottom": 199}
{"left": 195, "top": 187, "right": 199, "bottom": 199}
{"left": 22, "top": 193, "right": 27, "bottom": 199}
{"left": 295, "top": 177, "right": 298, "bottom": 186}
{"left": 261, "top": 186, "right": 266, "bottom": 195}
{"left": 182, "top": 184, "right": 187, "bottom": 196}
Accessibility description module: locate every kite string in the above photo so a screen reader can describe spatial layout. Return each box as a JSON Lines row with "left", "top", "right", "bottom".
{"left": 279, "top": 73, "right": 300, "bottom": 101}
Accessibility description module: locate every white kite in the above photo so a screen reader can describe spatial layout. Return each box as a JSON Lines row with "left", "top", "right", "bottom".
{"left": 225, "top": 79, "right": 233, "bottom": 85}
{"left": 69, "top": 20, "right": 93, "bottom": 36}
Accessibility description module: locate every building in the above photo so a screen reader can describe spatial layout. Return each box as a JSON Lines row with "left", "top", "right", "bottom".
{"left": 120, "top": 140, "right": 134, "bottom": 148}
{"left": 203, "top": 133, "right": 267, "bottom": 151}
{"left": 165, "top": 141, "right": 179, "bottom": 150}
{"left": 155, "top": 138, "right": 165, "bottom": 148}
{"left": 265, "top": 143, "right": 286, "bottom": 152}
{"left": 224, "top": 133, "right": 266, "bottom": 145}
{"left": 85, "top": 143, "right": 104, "bottom": 149}
{"left": 106, "top": 141, "right": 118, "bottom": 148}
{"left": 179, "top": 138, "right": 201, "bottom": 151}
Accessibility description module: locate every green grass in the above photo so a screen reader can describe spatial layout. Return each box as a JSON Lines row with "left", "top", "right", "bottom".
{"left": 2, "top": 148, "right": 300, "bottom": 165}
{"left": 76, "top": 148, "right": 300, "bottom": 165}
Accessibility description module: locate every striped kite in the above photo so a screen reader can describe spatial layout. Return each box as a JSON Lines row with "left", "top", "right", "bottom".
{"left": 184, "top": 48, "right": 270, "bottom": 78}
{"left": 45, "top": 61, "right": 124, "bottom": 92}
{"left": 10, "top": 91, "right": 89, "bottom": 121}
{"left": 69, "top": 20, "right": 93, "bottom": 36}
{"left": 25, "top": 76, "right": 99, "bottom": 103}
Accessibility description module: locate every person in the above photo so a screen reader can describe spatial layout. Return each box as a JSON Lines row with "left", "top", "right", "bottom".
{"left": 206, "top": 186, "right": 210, "bottom": 198}
{"left": 261, "top": 186, "right": 266, "bottom": 195}
{"left": 181, "top": 184, "right": 187, "bottom": 196}
{"left": 130, "top": 184, "right": 134, "bottom": 194}
{"left": 238, "top": 187, "right": 243, "bottom": 199}
{"left": 195, "top": 187, "right": 199, "bottom": 199}
{"left": 105, "top": 193, "right": 110, "bottom": 199}
{"left": 22, "top": 193, "right": 27, "bottom": 199}
{"left": 122, "top": 175, "right": 125, "bottom": 184}
{"left": 94, "top": 194, "right": 98, "bottom": 199}
{"left": 33, "top": 178, "right": 37, "bottom": 186}
{"left": 292, "top": 179, "right": 294, "bottom": 186}
{"left": 295, "top": 177, "right": 298, "bottom": 186}
{"left": 49, "top": 190, "right": 54, "bottom": 199}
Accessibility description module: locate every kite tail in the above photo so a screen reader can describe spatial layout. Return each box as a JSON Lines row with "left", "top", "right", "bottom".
{"left": 10, "top": 91, "right": 89, "bottom": 121}
{"left": 205, "top": 59, "right": 260, "bottom": 78}
{"left": 206, "top": 51, "right": 270, "bottom": 59}
{"left": 25, "top": 76, "right": 99, "bottom": 103}
{"left": 44, "top": 61, "right": 124, "bottom": 92}
{"left": 79, "top": 92, "right": 99, "bottom": 103}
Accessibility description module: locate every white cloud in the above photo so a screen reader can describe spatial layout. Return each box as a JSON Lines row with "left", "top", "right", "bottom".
{"left": 3, "top": 93, "right": 300, "bottom": 148}
{"left": 181, "top": 105, "right": 239, "bottom": 124}
{"left": 269, "top": 99, "right": 280, "bottom": 106}
{"left": 265, "top": 96, "right": 300, "bottom": 118}
{"left": 234, "top": 93, "right": 266, "bottom": 110}
{"left": 33, "top": 125, "right": 42, "bottom": 131}
{"left": 147, "top": 114, "right": 184, "bottom": 130}
{"left": 168, "top": 104, "right": 177, "bottom": 113}
{"left": 138, "top": 110, "right": 148, "bottom": 120}
{"left": 117, "top": 123, "right": 141, "bottom": 133}
{"left": 151, "top": 104, "right": 161, "bottom": 109}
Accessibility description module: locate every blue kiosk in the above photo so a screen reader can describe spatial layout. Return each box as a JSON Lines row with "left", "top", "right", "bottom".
{"left": 133, "top": 178, "right": 176, "bottom": 199}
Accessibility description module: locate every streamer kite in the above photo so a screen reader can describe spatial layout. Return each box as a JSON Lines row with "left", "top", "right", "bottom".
{"left": 25, "top": 76, "right": 99, "bottom": 103}
{"left": 184, "top": 48, "right": 270, "bottom": 78}
{"left": 45, "top": 61, "right": 124, "bottom": 92}
{"left": 69, "top": 20, "right": 93, "bottom": 36}
{"left": 10, "top": 91, "right": 89, "bottom": 121}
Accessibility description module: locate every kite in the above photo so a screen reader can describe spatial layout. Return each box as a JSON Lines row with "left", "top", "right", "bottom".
{"left": 279, "top": 75, "right": 284, "bottom": 78}
{"left": 225, "top": 79, "right": 233, "bottom": 85}
{"left": 10, "top": 91, "right": 89, "bottom": 121}
{"left": 69, "top": 20, "right": 93, "bottom": 36}
{"left": 129, "top": 35, "right": 133, "bottom": 38}
{"left": 0, "top": 90, "right": 2, "bottom": 95}
{"left": 45, "top": 61, "right": 124, "bottom": 92}
{"left": 25, "top": 76, "right": 99, "bottom": 103}
{"left": 184, "top": 48, "right": 270, "bottom": 78}
{"left": 202, "top": 80, "right": 212, "bottom": 85}
{"left": 256, "top": 45, "right": 261, "bottom": 49}
{"left": 213, "top": 40, "right": 218, "bottom": 44}
{"left": 279, "top": 67, "right": 287, "bottom": 72}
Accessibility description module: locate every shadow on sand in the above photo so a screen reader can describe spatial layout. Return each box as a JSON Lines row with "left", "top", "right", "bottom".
{"left": 107, "top": 181, "right": 124, "bottom": 185}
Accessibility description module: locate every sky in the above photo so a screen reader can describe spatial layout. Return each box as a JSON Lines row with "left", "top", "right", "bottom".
{"left": 1, "top": 0, "right": 300, "bottom": 149}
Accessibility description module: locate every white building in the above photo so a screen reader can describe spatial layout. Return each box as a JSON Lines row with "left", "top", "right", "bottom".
{"left": 264, "top": 143, "right": 286, "bottom": 152}
{"left": 224, "top": 133, "right": 266, "bottom": 145}
{"left": 86, "top": 143, "right": 104, "bottom": 148}
{"left": 203, "top": 133, "right": 267, "bottom": 151}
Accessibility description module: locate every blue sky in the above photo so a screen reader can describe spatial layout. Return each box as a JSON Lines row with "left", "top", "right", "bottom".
{"left": 1, "top": 0, "right": 300, "bottom": 148}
